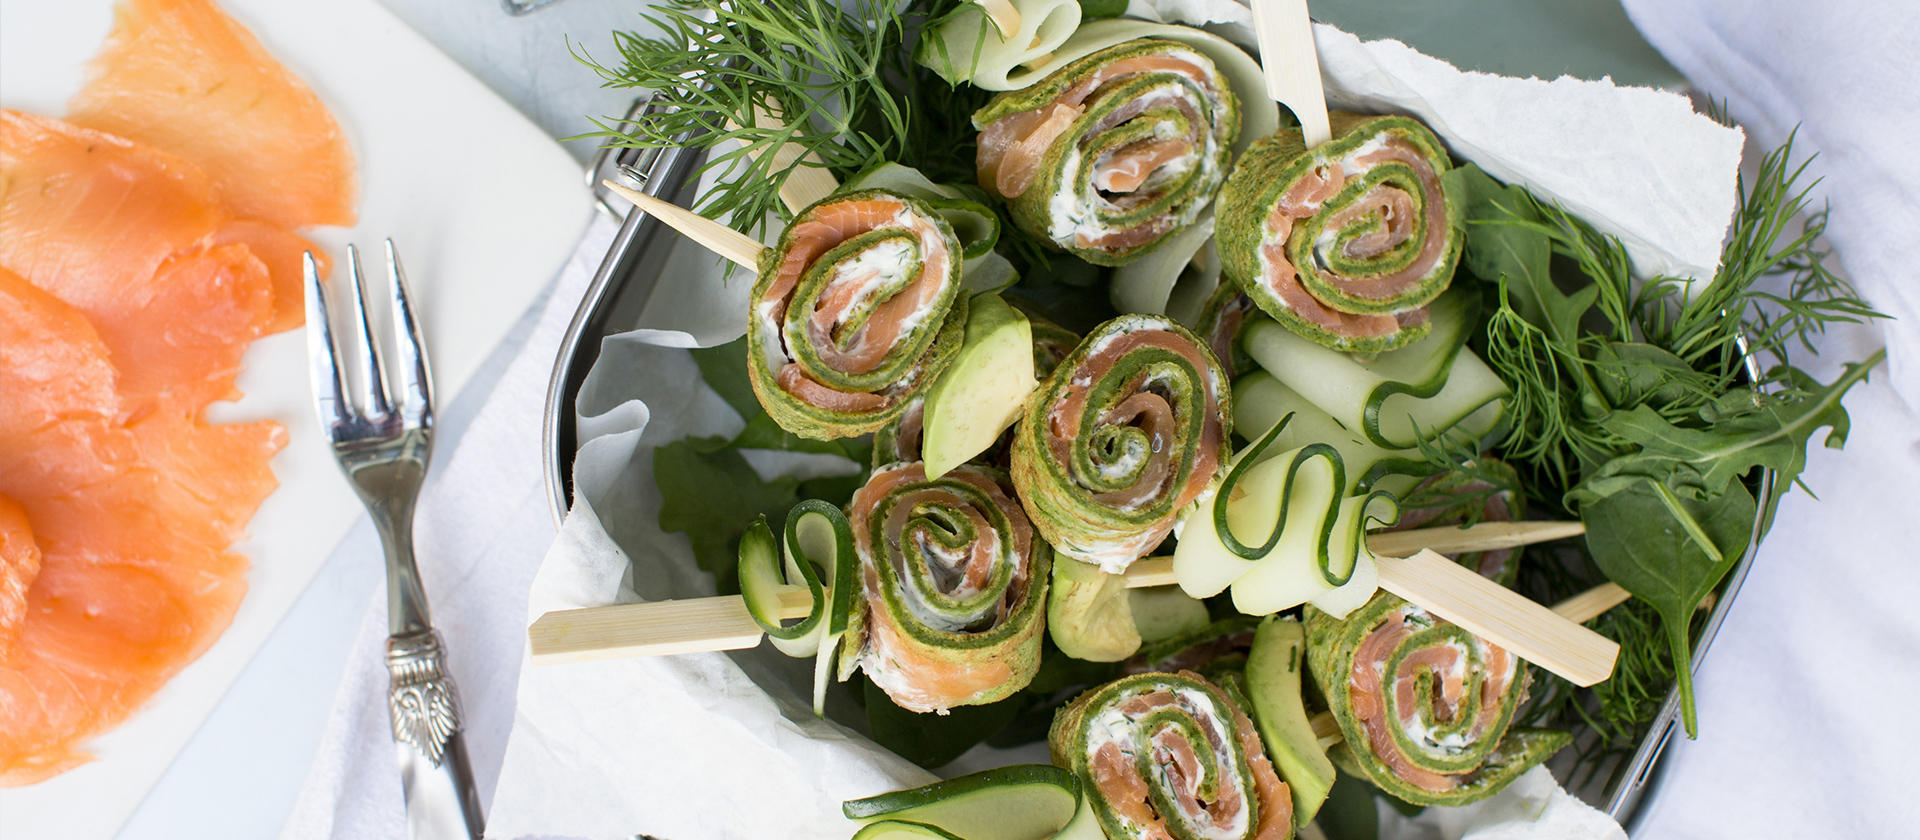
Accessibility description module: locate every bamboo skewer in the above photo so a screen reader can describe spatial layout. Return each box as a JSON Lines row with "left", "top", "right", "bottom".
{"left": 729, "top": 101, "right": 839, "bottom": 213}
{"left": 1250, "top": 0, "right": 1332, "bottom": 148}
{"left": 529, "top": 521, "right": 1608, "bottom": 666}
{"left": 602, "top": 181, "right": 764, "bottom": 269}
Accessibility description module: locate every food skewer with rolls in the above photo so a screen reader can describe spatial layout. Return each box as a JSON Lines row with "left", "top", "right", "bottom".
{"left": 552, "top": 181, "right": 1619, "bottom": 692}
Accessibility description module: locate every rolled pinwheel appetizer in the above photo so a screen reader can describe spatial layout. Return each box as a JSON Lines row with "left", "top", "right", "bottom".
{"left": 1049, "top": 670, "right": 1294, "bottom": 840}
{"left": 748, "top": 189, "right": 968, "bottom": 439}
{"left": 841, "top": 462, "right": 1052, "bottom": 713}
{"left": 1305, "top": 594, "right": 1570, "bottom": 806}
{"left": 974, "top": 39, "right": 1239, "bottom": 266}
{"left": 1217, "top": 112, "right": 1463, "bottom": 352}
{"left": 1011, "top": 315, "right": 1230, "bottom": 572}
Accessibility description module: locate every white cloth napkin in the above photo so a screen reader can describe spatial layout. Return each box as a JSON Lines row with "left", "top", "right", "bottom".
{"left": 1611, "top": 1, "right": 1920, "bottom": 836}
{"left": 278, "top": 214, "right": 620, "bottom": 840}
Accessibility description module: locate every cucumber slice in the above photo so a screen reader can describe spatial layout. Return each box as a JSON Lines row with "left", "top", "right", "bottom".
{"left": 1245, "top": 616, "right": 1337, "bottom": 827}
{"left": 1171, "top": 416, "right": 1400, "bottom": 618}
{"left": 1243, "top": 291, "right": 1510, "bottom": 450}
{"left": 921, "top": 294, "right": 1036, "bottom": 479}
{"left": 851, "top": 821, "right": 967, "bottom": 840}
{"left": 844, "top": 764, "right": 1103, "bottom": 840}
{"left": 1108, "top": 209, "right": 1220, "bottom": 323}
{"left": 738, "top": 515, "right": 822, "bottom": 654}
{"left": 1047, "top": 556, "right": 1141, "bottom": 662}
{"left": 737, "top": 501, "right": 857, "bottom": 715}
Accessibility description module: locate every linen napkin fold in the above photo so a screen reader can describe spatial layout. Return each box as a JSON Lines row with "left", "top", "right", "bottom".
{"left": 278, "top": 214, "right": 620, "bottom": 840}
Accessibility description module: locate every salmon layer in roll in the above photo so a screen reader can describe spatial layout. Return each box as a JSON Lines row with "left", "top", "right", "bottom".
{"left": 1011, "top": 315, "right": 1230, "bottom": 573}
{"left": 841, "top": 463, "right": 1051, "bottom": 713}
{"left": 1306, "top": 593, "right": 1570, "bottom": 806}
{"left": 974, "top": 39, "right": 1239, "bottom": 266}
{"left": 747, "top": 189, "right": 968, "bottom": 440}
{"left": 1049, "top": 670, "right": 1294, "bottom": 840}
{"left": 1217, "top": 112, "right": 1462, "bottom": 353}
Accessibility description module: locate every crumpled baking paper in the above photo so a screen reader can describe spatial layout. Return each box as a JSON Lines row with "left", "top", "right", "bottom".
{"left": 489, "top": 10, "right": 1741, "bottom": 838}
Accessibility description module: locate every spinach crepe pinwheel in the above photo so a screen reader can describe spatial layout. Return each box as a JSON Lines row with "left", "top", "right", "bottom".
{"left": 841, "top": 462, "right": 1051, "bottom": 713}
{"left": 1305, "top": 593, "right": 1570, "bottom": 806}
{"left": 1217, "top": 112, "right": 1463, "bottom": 352}
{"left": 1049, "top": 670, "right": 1294, "bottom": 840}
{"left": 1011, "top": 315, "right": 1230, "bottom": 572}
{"left": 747, "top": 189, "right": 967, "bottom": 440}
{"left": 973, "top": 39, "right": 1239, "bottom": 266}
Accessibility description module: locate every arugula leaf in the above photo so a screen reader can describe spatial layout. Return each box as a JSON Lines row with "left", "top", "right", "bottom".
{"left": 654, "top": 439, "right": 800, "bottom": 595}
{"left": 1578, "top": 467, "right": 1756, "bottom": 737}
{"left": 1600, "top": 351, "right": 1882, "bottom": 507}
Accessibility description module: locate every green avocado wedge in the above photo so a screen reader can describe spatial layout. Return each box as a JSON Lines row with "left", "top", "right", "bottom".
{"left": 1046, "top": 556, "right": 1141, "bottom": 662}
{"left": 920, "top": 294, "right": 1037, "bottom": 479}
{"left": 1245, "top": 616, "right": 1336, "bottom": 827}
{"left": 844, "top": 765, "right": 1104, "bottom": 840}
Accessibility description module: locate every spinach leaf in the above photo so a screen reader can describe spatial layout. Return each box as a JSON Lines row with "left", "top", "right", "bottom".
{"left": 653, "top": 439, "right": 800, "bottom": 595}
{"left": 863, "top": 679, "right": 1027, "bottom": 769}
{"left": 1578, "top": 467, "right": 1756, "bottom": 737}
{"left": 1452, "top": 164, "right": 1597, "bottom": 346}
{"left": 689, "top": 338, "right": 761, "bottom": 421}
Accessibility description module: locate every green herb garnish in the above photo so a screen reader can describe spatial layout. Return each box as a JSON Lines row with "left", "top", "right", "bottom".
{"left": 575, "top": 0, "right": 989, "bottom": 238}
{"left": 1451, "top": 134, "right": 1885, "bottom": 737}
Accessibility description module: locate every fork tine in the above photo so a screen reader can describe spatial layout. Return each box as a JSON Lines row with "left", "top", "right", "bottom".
{"left": 304, "top": 251, "right": 351, "bottom": 425}
{"left": 384, "top": 239, "right": 434, "bottom": 422}
{"left": 343, "top": 244, "right": 392, "bottom": 416}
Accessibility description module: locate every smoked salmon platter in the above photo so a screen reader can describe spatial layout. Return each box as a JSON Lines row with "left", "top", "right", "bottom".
{"left": 0, "top": 0, "right": 591, "bottom": 836}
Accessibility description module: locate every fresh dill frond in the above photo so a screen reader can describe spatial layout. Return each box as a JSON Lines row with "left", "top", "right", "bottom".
{"left": 574, "top": 0, "right": 924, "bottom": 237}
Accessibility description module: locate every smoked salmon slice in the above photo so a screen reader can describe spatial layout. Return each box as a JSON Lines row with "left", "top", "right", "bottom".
{"left": 67, "top": 0, "right": 357, "bottom": 232}
{"left": 0, "top": 267, "right": 267, "bottom": 786}
{"left": 0, "top": 0, "right": 353, "bottom": 785}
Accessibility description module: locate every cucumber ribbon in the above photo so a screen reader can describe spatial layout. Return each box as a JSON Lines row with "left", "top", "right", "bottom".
{"left": 1173, "top": 411, "right": 1402, "bottom": 620}
{"left": 1011, "top": 315, "right": 1231, "bottom": 573}
{"left": 1240, "top": 290, "right": 1509, "bottom": 451}
{"left": 746, "top": 189, "right": 968, "bottom": 440}
{"left": 1048, "top": 671, "right": 1296, "bottom": 840}
{"left": 844, "top": 764, "right": 1104, "bottom": 840}
{"left": 972, "top": 37, "right": 1240, "bottom": 266}
{"left": 737, "top": 500, "right": 858, "bottom": 716}
{"left": 1305, "top": 594, "right": 1571, "bottom": 806}
{"left": 840, "top": 463, "right": 1052, "bottom": 713}
{"left": 1217, "top": 112, "right": 1464, "bottom": 352}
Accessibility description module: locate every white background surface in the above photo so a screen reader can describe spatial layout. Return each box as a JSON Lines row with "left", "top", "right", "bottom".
{"left": 0, "top": 0, "right": 592, "bottom": 836}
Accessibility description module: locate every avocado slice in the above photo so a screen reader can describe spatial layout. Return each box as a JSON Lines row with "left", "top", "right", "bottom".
{"left": 1046, "top": 556, "right": 1141, "bottom": 662}
{"left": 844, "top": 764, "right": 1103, "bottom": 840}
{"left": 1126, "top": 585, "right": 1211, "bottom": 644}
{"left": 1245, "top": 615, "right": 1338, "bottom": 826}
{"left": 921, "top": 294, "right": 1035, "bottom": 479}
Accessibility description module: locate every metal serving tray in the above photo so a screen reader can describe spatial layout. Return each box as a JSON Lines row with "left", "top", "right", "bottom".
{"left": 537, "top": 105, "right": 1769, "bottom": 834}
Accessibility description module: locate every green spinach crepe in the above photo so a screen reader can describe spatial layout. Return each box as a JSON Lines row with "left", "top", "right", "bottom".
{"left": 748, "top": 190, "right": 967, "bottom": 439}
{"left": 1216, "top": 112, "right": 1462, "bottom": 352}
{"left": 973, "top": 39, "right": 1238, "bottom": 265}
{"left": 1305, "top": 594, "right": 1569, "bottom": 806}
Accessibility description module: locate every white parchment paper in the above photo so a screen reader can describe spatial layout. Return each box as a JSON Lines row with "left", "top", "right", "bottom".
{"left": 488, "top": 12, "right": 1750, "bottom": 838}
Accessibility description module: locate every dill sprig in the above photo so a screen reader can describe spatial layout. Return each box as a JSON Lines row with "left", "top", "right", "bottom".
{"left": 572, "top": 0, "right": 994, "bottom": 240}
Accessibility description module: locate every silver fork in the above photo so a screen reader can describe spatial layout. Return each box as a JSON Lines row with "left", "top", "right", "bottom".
{"left": 304, "top": 241, "right": 485, "bottom": 840}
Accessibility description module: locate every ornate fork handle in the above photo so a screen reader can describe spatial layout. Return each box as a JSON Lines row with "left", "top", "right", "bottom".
{"left": 387, "top": 630, "right": 463, "bottom": 767}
